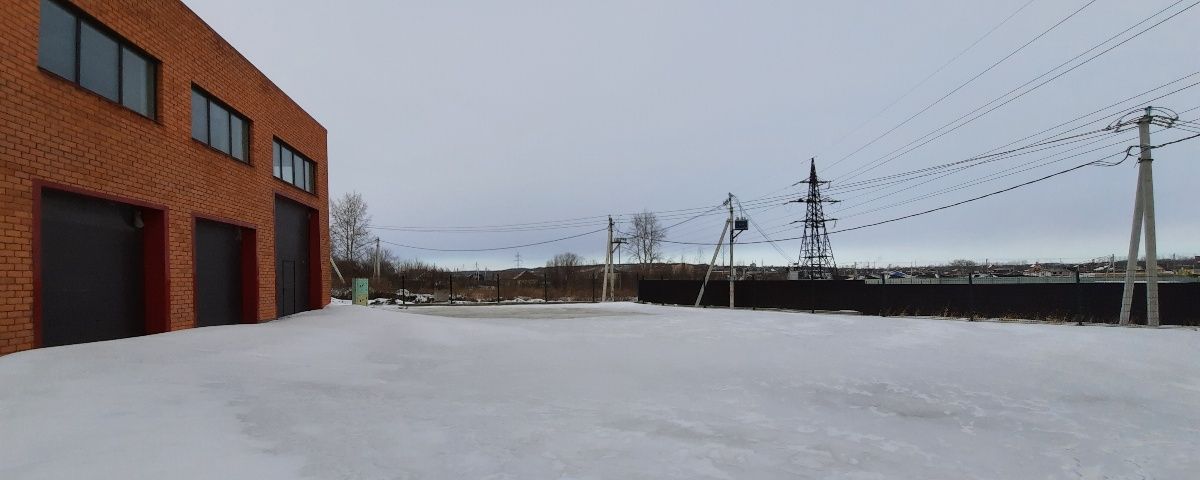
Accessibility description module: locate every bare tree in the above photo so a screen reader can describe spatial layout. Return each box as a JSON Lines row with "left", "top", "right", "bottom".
{"left": 628, "top": 210, "right": 665, "bottom": 267}
{"left": 546, "top": 252, "right": 583, "bottom": 284}
{"left": 948, "top": 259, "right": 978, "bottom": 268}
{"left": 330, "top": 191, "right": 372, "bottom": 262}
{"left": 547, "top": 252, "right": 583, "bottom": 268}
{"left": 377, "top": 247, "right": 399, "bottom": 276}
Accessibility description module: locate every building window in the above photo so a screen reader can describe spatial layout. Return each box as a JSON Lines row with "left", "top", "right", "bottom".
{"left": 191, "top": 87, "right": 250, "bottom": 163}
{"left": 36, "top": 0, "right": 156, "bottom": 118}
{"left": 273, "top": 140, "right": 316, "bottom": 194}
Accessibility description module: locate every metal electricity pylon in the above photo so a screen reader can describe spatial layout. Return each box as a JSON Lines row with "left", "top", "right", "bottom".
{"left": 791, "top": 158, "right": 839, "bottom": 280}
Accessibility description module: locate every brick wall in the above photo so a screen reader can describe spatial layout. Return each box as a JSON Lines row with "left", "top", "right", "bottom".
{"left": 0, "top": 0, "right": 330, "bottom": 354}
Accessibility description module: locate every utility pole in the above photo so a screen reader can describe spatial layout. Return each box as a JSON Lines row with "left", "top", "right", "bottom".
{"left": 1116, "top": 106, "right": 1174, "bottom": 326}
{"left": 330, "top": 256, "right": 346, "bottom": 284}
{"left": 602, "top": 216, "right": 613, "bottom": 302}
{"left": 514, "top": 251, "right": 522, "bottom": 269}
{"left": 725, "top": 193, "right": 747, "bottom": 309}
{"left": 601, "top": 216, "right": 625, "bottom": 302}
{"left": 728, "top": 193, "right": 735, "bottom": 309}
{"left": 610, "top": 230, "right": 626, "bottom": 301}
{"left": 373, "top": 237, "right": 381, "bottom": 280}
{"left": 696, "top": 213, "right": 729, "bottom": 307}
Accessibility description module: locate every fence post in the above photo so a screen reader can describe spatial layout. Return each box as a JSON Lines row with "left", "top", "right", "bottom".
{"left": 810, "top": 279, "right": 816, "bottom": 314}
{"left": 967, "top": 272, "right": 975, "bottom": 321}
{"left": 880, "top": 273, "right": 888, "bottom": 317}
{"left": 449, "top": 272, "right": 454, "bottom": 304}
{"left": 592, "top": 273, "right": 596, "bottom": 303}
{"left": 401, "top": 275, "right": 406, "bottom": 308}
{"left": 543, "top": 272, "right": 548, "bottom": 302}
{"left": 496, "top": 274, "right": 501, "bottom": 303}
{"left": 1074, "top": 268, "right": 1083, "bottom": 323}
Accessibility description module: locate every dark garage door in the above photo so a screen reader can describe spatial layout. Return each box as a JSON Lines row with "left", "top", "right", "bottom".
{"left": 195, "top": 219, "right": 243, "bottom": 327}
{"left": 275, "top": 196, "right": 311, "bottom": 317}
{"left": 40, "top": 189, "right": 145, "bottom": 347}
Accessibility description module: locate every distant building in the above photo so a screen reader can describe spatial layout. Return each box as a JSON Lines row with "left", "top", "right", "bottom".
{"left": 512, "top": 270, "right": 542, "bottom": 286}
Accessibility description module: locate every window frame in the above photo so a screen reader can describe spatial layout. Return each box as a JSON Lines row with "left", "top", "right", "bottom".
{"left": 37, "top": 0, "right": 159, "bottom": 119}
{"left": 272, "top": 139, "right": 317, "bottom": 195}
{"left": 190, "top": 85, "right": 252, "bottom": 165}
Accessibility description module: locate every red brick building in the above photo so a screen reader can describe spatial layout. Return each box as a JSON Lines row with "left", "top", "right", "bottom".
{"left": 0, "top": 0, "right": 330, "bottom": 354}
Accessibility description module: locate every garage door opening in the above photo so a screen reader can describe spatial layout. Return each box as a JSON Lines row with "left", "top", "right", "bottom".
{"left": 194, "top": 218, "right": 257, "bottom": 327}
{"left": 274, "top": 195, "right": 319, "bottom": 317}
{"left": 35, "top": 185, "right": 168, "bottom": 347}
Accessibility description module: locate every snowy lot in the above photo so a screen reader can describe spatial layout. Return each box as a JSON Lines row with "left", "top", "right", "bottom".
{"left": 2, "top": 303, "right": 1199, "bottom": 479}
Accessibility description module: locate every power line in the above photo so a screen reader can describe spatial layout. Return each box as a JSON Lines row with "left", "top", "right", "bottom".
{"left": 826, "top": 109, "right": 1200, "bottom": 223}
{"left": 826, "top": 0, "right": 1099, "bottom": 171}
{"left": 363, "top": 72, "right": 1200, "bottom": 239}
{"left": 827, "top": 127, "right": 1112, "bottom": 195}
{"left": 806, "top": 73, "right": 1200, "bottom": 220}
{"left": 807, "top": 73, "right": 1200, "bottom": 220}
{"left": 834, "top": 135, "right": 1134, "bottom": 220}
{"left": 735, "top": 197, "right": 793, "bottom": 264}
{"left": 824, "top": 157, "right": 1116, "bottom": 235}
{"left": 366, "top": 192, "right": 796, "bottom": 235}
{"left": 1149, "top": 131, "right": 1200, "bottom": 149}
{"left": 834, "top": 0, "right": 1199, "bottom": 184}
{"left": 383, "top": 115, "right": 1191, "bottom": 253}
{"left": 649, "top": 123, "right": 1200, "bottom": 248}
{"left": 821, "top": 0, "right": 1039, "bottom": 156}
{"left": 377, "top": 227, "right": 606, "bottom": 252}
{"left": 651, "top": 153, "right": 1113, "bottom": 246}
{"left": 667, "top": 70, "right": 1190, "bottom": 238}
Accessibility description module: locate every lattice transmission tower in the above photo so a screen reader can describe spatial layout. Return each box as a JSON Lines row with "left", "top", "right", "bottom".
{"left": 792, "top": 158, "right": 839, "bottom": 279}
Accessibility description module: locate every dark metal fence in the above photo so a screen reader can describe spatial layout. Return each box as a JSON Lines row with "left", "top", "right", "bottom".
{"left": 337, "top": 271, "right": 640, "bottom": 304}
{"left": 638, "top": 279, "right": 1200, "bottom": 325}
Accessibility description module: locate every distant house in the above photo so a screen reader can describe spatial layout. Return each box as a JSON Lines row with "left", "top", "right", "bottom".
{"left": 512, "top": 270, "right": 542, "bottom": 286}
{"left": 452, "top": 270, "right": 489, "bottom": 282}
{"left": 1025, "top": 263, "right": 1073, "bottom": 277}
{"left": 988, "top": 267, "right": 1020, "bottom": 277}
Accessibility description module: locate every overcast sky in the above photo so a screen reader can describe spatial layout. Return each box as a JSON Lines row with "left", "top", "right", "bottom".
{"left": 183, "top": 0, "right": 1199, "bottom": 270}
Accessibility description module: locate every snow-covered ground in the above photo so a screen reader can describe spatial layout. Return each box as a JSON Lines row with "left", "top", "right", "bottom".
{"left": 2, "top": 303, "right": 1198, "bottom": 479}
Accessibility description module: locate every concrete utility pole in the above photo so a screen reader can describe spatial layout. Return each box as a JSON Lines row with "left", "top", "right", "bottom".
{"left": 600, "top": 216, "right": 625, "bottom": 302}
{"left": 609, "top": 231, "right": 626, "bottom": 301}
{"left": 373, "top": 237, "right": 381, "bottom": 280}
{"left": 695, "top": 213, "right": 729, "bottom": 307}
{"left": 330, "top": 256, "right": 345, "bottom": 284}
{"left": 602, "top": 216, "right": 613, "bottom": 302}
{"left": 725, "top": 194, "right": 749, "bottom": 309}
{"left": 1118, "top": 107, "right": 1166, "bottom": 326}
{"left": 728, "top": 193, "right": 735, "bottom": 309}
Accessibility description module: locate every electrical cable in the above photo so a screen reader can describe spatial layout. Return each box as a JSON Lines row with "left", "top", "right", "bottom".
{"left": 826, "top": 0, "right": 1099, "bottom": 170}
{"left": 377, "top": 227, "right": 606, "bottom": 252}
{"left": 822, "top": 111, "right": 1196, "bottom": 226}
{"left": 811, "top": 73, "right": 1200, "bottom": 206}
{"left": 736, "top": 198, "right": 794, "bottom": 264}
{"left": 822, "top": 0, "right": 1039, "bottom": 158}
{"left": 649, "top": 153, "right": 1116, "bottom": 246}
{"left": 656, "top": 121, "right": 1200, "bottom": 247}
{"left": 833, "top": 0, "right": 1197, "bottom": 183}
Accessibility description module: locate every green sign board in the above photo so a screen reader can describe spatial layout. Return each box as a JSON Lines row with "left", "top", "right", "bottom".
{"left": 353, "top": 278, "right": 369, "bottom": 306}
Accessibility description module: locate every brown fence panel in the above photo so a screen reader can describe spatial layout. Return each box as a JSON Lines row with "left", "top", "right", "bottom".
{"left": 638, "top": 279, "right": 1199, "bottom": 325}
